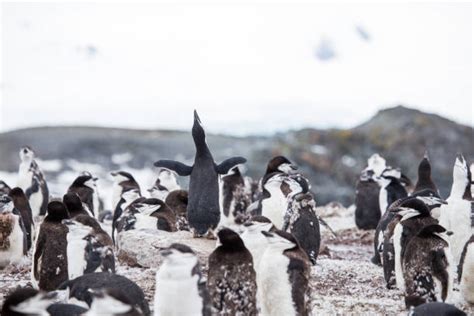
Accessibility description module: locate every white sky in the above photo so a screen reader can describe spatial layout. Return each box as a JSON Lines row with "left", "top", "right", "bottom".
{"left": 1, "top": 2, "right": 472, "bottom": 135}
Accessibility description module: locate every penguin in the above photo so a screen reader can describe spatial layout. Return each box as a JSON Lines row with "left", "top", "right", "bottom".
{"left": 0, "top": 195, "right": 27, "bottom": 268}
{"left": 458, "top": 234, "right": 474, "bottom": 304}
{"left": 147, "top": 179, "right": 169, "bottom": 201}
{"left": 17, "top": 146, "right": 49, "bottom": 218}
{"left": 372, "top": 190, "right": 445, "bottom": 267}
{"left": 207, "top": 228, "right": 257, "bottom": 315}
{"left": 413, "top": 152, "right": 439, "bottom": 194}
{"left": 219, "top": 166, "right": 252, "bottom": 226}
{"left": 390, "top": 199, "right": 440, "bottom": 291}
{"left": 154, "top": 110, "right": 246, "bottom": 238}
{"left": 154, "top": 243, "right": 212, "bottom": 316}
{"left": 8, "top": 187, "right": 34, "bottom": 251}
{"left": 68, "top": 174, "right": 99, "bottom": 218}
{"left": 148, "top": 168, "right": 181, "bottom": 200}
{"left": 85, "top": 288, "right": 142, "bottom": 316}
{"left": 240, "top": 215, "right": 275, "bottom": 268}
{"left": 409, "top": 302, "right": 467, "bottom": 316}
{"left": 259, "top": 172, "right": 289, "bottom": 229}
{"left": 438, "top": 154, "right": 472, "bottom": 265}
{"left": 81, "top": 171, "right": 104, "bottom": 216}
{"left": 354, "top": 169, "right": 381, "bottom": 230}
{"left": 364, "top": 153, "right": 387, "bottom": 177}
{"left": 111, "top": 188, "right": 143, "bottom": 245}
{"left": 259, "top": 230, "right": 310, "bottom": 316}
{"left": 110, "top": 171, "right": 141, "bottom": 211}
{"left": 58, "top": 272, "right": 150, "bottom": 315}
{"left": 32, "top": 201, "right": 70, "bottom": 291}
{"left": 376, "top": 168, "right": 408, "bottom": 215}
{"left": 116, "top": 198, "right": 177, "bottom": 235}
{"left": 403, "top": 224, "right": 453, "bottom": 308}
{"left": 1, "top": 288, "right": 87, "bottom": 316}
{"left": 283, "top": 176, "right": 321, "bottom": 265}
{"left": 165, "top": 189, "right": 189, "bottom": 231}
{"left": 63, "top": 192, "right": 94, "bottom": 218}
{"left": 265, "top": 156, "right": 298, "bottom": 175}
{"left": 0, "top": 180, "right": 11, "bottom": 195}
{"left": 63, "top": 214, "right": 115, "bottom": 280}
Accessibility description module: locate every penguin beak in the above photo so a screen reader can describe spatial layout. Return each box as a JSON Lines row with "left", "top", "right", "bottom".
{"left": 110, "top": 172, "right": 117, "bottom": 177}
{"left": 160, "top": 249, "right": 173, "bottom": 257}
{"left": 194, "top": 110, "right": 202, "bottom": 125}
{"left": 261, "top": 231, "right": 273, "bottom": 238}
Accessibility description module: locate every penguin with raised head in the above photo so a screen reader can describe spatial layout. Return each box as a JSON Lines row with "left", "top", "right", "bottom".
{"left": 68, "top": 174, "right": 99, "bottom": 218}
{"left": 32, "top": 201, "right": 70, "bottom": 291}
{"left": 63, "top": 214, "right": 115, "bottom": 280}
{"left": 165, "top": 190, "right": 189, "bottom": 231}
{"left": 283, "top": 176, "right": 321, "bottom": 265}
{"left": 259, "top": 230, "right": 311, "bottom": 316}
{"left": 372, "top": 190, "right": 445, "bottom": 266}
{"left": 17, "top": 146, "right": 49, "bottom": 218}
{"left": 207, "top": 228, "right": 257, "bottom": 315}
{"left": 414, "top": 152, "right": 439, "bottom": 194}
{"left": 403, "top": 224, "right": 453, "bottom": 308}
{"left": 154, "top": 110, "right": 246, "bottom": 238}
{"left": 59, "top": 272, "right": 150, "bottom": 315}
{"left": 438, "top": 154, "right": 472, "bottom": 265}
{"left": 0, "top": 195, "right": 27, "bottom": 268}
{"left": 458, "top": 234, "right": 474, "bottom": 304}
{"left": 409, "top": 302, "right": 466, "bottom": 316}
{"left": 63, "top": 192, "right": 93, "bottom": 218}
{"left": 85, "top": 288, "right": 142, "bottom": 316}
{"left": 110, "top": 171, "right": 141, "bottom": 211}
{"left": 219, "top": 166, "right": 252, "bottom": 226}
{"left": 8, "top": 187, "right": 34, "bottom": 251}
{"left": 1, "top": 288, "right": 87, "bottom": 316}
{"left": 154, "top": 243, "right": 212, "bottom": 316}
{"left": 0, "top": 180, "right": 11, "bottom": 195}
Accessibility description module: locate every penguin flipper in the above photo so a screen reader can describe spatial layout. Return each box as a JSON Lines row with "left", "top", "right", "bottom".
{"left": 154, "top": 160, "right": 193, "bottom": 176}
{"left": 215, "top": 157, "right": 247, "bottom": 174}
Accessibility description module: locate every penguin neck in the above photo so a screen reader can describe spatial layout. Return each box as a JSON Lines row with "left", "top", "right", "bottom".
{"left": 194, "top": 140, "right": 213, "bottom": 160}
{"left": 450, "top": 178, "right": 468, "bottom": 199}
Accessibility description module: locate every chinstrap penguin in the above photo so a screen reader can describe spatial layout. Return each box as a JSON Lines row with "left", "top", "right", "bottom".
{"left": 165, "top": 190, "right": 189, "bottom": 231}
{"left": 8, "top": 187, "right": 33, "bottom": 251}
{"left": 85, "top": 288, "right": 142, "bottom": 316}
{"left": 63, "top": 192, "right": 94, "bottom": 218}
{"left": 110, "top": 171, "right": 141, "bottom": 212}
{"left": 68, "top": 174, "right": 99, "bottom": 218}
{"left": 154, "top": 110, "right": 246, "bottom": 238}
{"left": 0, "top": 195, "right": 27, "bottom": 268}
{"left": 219, "top": 166, "right": 252, "bottom": 226}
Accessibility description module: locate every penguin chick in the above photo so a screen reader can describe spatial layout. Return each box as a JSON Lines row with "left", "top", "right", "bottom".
{"left": 8, "top": 187, "right": 34, "bottom": 251}
{"left": 0, "top": 195, "right": 27, "bottom": 268}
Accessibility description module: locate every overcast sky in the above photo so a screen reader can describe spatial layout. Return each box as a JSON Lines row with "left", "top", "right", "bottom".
{"left": 1, "top": 3, "right": 472, "bottom": 135}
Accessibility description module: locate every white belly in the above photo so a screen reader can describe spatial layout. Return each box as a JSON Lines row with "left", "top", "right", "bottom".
{"left": 0, "top": 216, "right": 24, "bottom": 268}
{"left": 67, "top": 233, "right": 88, "bottom": 280}
{"left": 393, "top": 224, "right": 405, "bottom": 291}
{"left": 262, "top": 195, "right": 287, "bottom": 229}
{"left": 460, "top": 243, "right": 474, "bottom": 303}
{"left": 440, "top": 200, "right": 471, "bottom": 264}
{"left": 154, "top": 273, "right": 202, "bottom": 316}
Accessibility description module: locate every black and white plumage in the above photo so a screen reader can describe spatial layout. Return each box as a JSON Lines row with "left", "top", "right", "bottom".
{"left": 112, "top": 188, "right": 143, "bottom": 245}
{"left": 32, "top": 201, "right": 70, "bottom": 291}
{"left": 240, "top": 215, "right": 275, "bottom": 268}
{"left": 0, "top": 180, "right": 11, "bottom": 195}
{"left": 207, "top": 228, "right": 257, "bottom": 315}
{"left": 376, "top": 168, "right": 408, "bottom": 215}
{"left": 265, "top": 156, "right": 298, "bottom": 175}
{"left": 148, "top": 168, "right": 181, "bottom": 201}
{"left": 438, "top": 154, "right": 472, "bottom": 265}
{"left": 458, "top": 234, "right": 474, "bottom": 304}
{"left": 219, "top": 166, "right": 252, "bottom": 226}
{"left": 165, "top": 190, "right": 189, "bottom": 231}
{"left": 1, "top": 288, "right": 87, "bottom": 316}
{"left": 403, "top": 224, "right": 453, "bottom": 308}
{"left": 154, "top": 243, "right": 212, "bottom": 316}
{"left": 154, "top": 110, "right": 246, "bottom": 238}
{"left": 8, "top": 187, "right": 34, "bottom": 251}
{"left": 0, "top": 195, "right": 27, "bottom": 268}
{"left": 372, "top": 189, "right": 445, "bottom": 266}
{"left": 408, "top": 302, "right": 467, "bottom": 316}
{"left": 283, "top": 176, "right": 320, "bottom": 265}
{"left": 63, "top": 192, "right": 94, "bottom": 218}
{"left": 68, "top": 174, "right": 99, "bottom": 218}
{"left": 17, "top": 146, "right": 49, "bottom": 218}
{"left": 63, "top": 214, "right": 115, "bottom": 280}
{"left": 85, "top": 288, "right": 142, "bottom": 316}
{"left": 259, "top": 230, "right": 311, "bottom": 316}
{"left": 59, "top": 272, "right": 150, "bottom": 315}
{"left": 110, "top": 171, "right": 141, "bottom": 212}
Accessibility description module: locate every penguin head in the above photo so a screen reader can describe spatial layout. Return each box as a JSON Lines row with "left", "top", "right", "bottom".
{"left": 8, "top": 187, "right": 27, "bottom": 201}
{"left": 417, "top": 154, "right": 432, "bottom": 181}
{"left": 262, "top": 230, "right": 298, "bottom": 251}
{"left": 392, "top": 198, "right": 431, "bottom": 220}
{"left": 19, "top": 146, "right": 34, "bottom": 162}
{"left": 266, "top": 156, "right": 297, "bottom": 175}
{"left": 160, "top": 243, "right": 198, "bottom": 266}
{"left": 413, "top": 191, "right": 447, "bottom": 210}
{"left": 243, "top": 216, "right": 274, "bottom": 233}
{"left": 287, "top": 175, "right": 310, "bottom": 197}
{"left": 71, "top": 175, "right": 96, "bottom": 190}
{"left": 45, "top": 201, "right": 70, "bottom": 222}
{"left": 5, "top": 288, "right": 57, "bottom": 316}
{"left": 110, "top": 171, "right": 136, "bottom": 184}
{"left": 121, "top": 188, "right": 141, "bottom": 203}
{"left": 192, "top": 110, "right": 207, "bottom": 148}
{"left": 88, "top": 288, "right": 134, "bottom": 316}
{"left": 0, "top": 195, "right": 14, "bottom": 214}
{"left": 132, "top": 198, "right": 163, "bottom": 216}
{"left": 63, "top": 192, "right": 84, "bottom": 213}
{"left": 216, "top": 228, "right": 246, "bottom": 250}
{"left": 367, "top": 153, "right": 386, "bottom": 177}
{"left": 452, "top": 154, "right": 470, "bottom": 194}
{"left": 0, "top": 180, "right": 11, "bottom": 194}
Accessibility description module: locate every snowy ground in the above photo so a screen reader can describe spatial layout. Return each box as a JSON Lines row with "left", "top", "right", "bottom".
{"left": 1, "top": 164, "right": 473, "bottom": 314}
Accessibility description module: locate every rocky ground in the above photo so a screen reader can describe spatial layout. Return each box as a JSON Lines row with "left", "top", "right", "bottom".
{"left": 1, "top": 205, "right": 473, "bottom": 315}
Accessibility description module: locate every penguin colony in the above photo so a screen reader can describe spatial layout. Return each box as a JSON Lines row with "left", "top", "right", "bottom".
{"left": 0, "top": 110, "right": 472, "bottom": 315}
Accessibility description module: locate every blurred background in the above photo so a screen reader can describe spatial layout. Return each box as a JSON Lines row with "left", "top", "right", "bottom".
{"left": 0, "top": 2, "right": 472, "bottom": 206}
